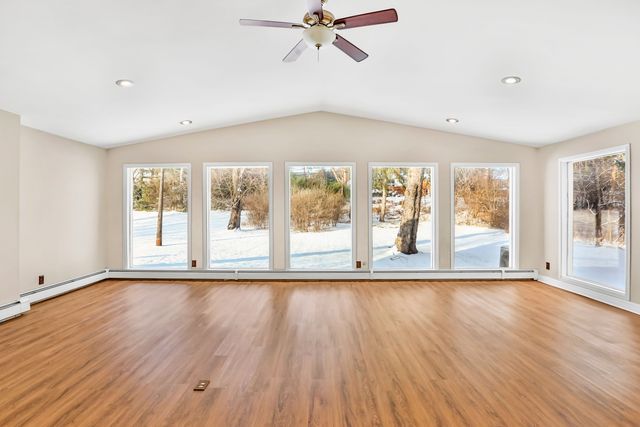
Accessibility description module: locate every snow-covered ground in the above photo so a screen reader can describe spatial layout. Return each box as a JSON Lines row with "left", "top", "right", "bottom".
{"left": 210, "top": 210, "right": 269, "bottom": 269}
{"left": 289, "top": 223, "right": 352, "bottom": 270}
{"left": 372, "top": 220, "right": 432, "bottom": 269}
{"left": 130, "top": 211, "right": 627, "bottom": 286}
{"left": 454, "top": 225, "right": 510, "bottom": 269}
{"left": 131, "top": 211, "right": 189, "bottom": 268}
{"left": 571, "top": 243, "right": 626, "bottom": 291}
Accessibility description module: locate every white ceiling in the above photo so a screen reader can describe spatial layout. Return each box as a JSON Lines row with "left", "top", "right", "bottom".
{"left": 1, "top": 0, "right": 640, "bottom": 147}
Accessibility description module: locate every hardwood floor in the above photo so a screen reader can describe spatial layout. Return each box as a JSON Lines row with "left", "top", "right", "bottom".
{"left": 1, "top": 280, "right": 640, "bottom": 426}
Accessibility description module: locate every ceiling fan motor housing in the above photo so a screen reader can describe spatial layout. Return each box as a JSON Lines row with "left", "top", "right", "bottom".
{"left": 303, "top": 10, "right": 335, "bottom": 26}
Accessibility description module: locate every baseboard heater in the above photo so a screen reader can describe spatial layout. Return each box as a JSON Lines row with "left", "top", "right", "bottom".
{"left": 0, "top": 300, "right": 30, "bottom": 323}
{"left": 1, "top": 268, "right": 536, "bottom": 323}
{"left": 20, "top": 270, "right": 109, "bottom": 305}
{"left": 1, "top": 270, "right": 108, "bottom": 323}
{"left": 108, "top": 269, "right": 538, "bottom": 281}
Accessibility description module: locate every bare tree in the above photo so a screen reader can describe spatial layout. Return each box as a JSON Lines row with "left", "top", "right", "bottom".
{"left": 210, "top": 168, "right": 268, "bottom": 230}
{"left": 331, "top": 167, "right": 350, "bottom": 198}
{"left": 594, "top": 162, "right": 604, "bottom": 246}
{"left": 572, "top": 154, "right": 626, "bottom": 247}
{"left": 373, "top": 168, "right": 393, "bottom": 222}
{"left": 155, "top": 168, "right": 165, "bottom": 246}
{"left": 227, "top": 168, "right": 246, "bottom": 230}
{"left": 395, "top": 168, "right": 424, "bottom": 254}
{"left": 454, "top": 168, "right": 510, "bottom": 231}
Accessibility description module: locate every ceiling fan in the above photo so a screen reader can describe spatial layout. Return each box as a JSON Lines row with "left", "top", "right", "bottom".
{"left": 239, "top": 0, "right": 398, "bottom": 62}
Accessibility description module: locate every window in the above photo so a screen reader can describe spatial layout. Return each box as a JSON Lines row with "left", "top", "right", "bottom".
{"left": 205, "top": 164, "right": 272, "bottom": 269}
{"left": 125, "top": 165, "right": 190, "bottom": 269}
{"left": 561, "top": 146, "right": 629, "bottom": 296}
{"left": 370, "top": 164, "right": 437, "bottom": 270}
{"left": 286, "top": 163, "right": 355, "bottom": 270}
{"left": 452, "top": 164, "right": 518, "bottom": 269}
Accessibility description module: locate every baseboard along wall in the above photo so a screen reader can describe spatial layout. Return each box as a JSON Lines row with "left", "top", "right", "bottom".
{"left": 537, "top": 275, "right": 640, "bottom": 315}
{"left": 3, "top": 269, "right": 639, "bottom": 323}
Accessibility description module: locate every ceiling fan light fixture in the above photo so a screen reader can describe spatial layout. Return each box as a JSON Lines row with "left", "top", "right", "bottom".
{"left": 302, "top": 25, "right": 336, "bottom": 48}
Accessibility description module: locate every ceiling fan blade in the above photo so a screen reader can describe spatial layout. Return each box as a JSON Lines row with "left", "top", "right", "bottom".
{"left": 333, "top": 8, "right": 398, "bottom": 29}
{"left": 306, "top": 0, "right": 324, "bottom": 20}
{"left": 332, "top": 35, "right": 368, "bottom": 62}
{"left": 283, "top": 40, "right": 308, "bottom": 62}
{"left": 239, "top": 19, "right": 305, "bottom": 29}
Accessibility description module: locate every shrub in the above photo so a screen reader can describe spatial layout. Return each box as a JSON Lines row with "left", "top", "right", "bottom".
{"left": 291, "top": 188, "right": 345, "bottom": 232}
{"left": 244, "top": 192, "right": 269, "bottom": 229}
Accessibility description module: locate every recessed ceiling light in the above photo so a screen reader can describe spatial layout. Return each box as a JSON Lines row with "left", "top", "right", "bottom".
{"left": 446, "top": 118, "right": 459, "bottom": 124}
{"left": 115, "top": 79, "right": 135, "bottom": 88}
{"left": 501, "top": 76, "right": 522, "bottom": 85}
{"left": 179, "top": 120, "right": 193, "bottom": 126}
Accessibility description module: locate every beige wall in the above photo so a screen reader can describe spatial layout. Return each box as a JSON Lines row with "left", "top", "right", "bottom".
{"left": 106, "top": 112, "right": 543, "bottom": 271}
{"left": 539, "top": 120, "right": 639, "bottom": 303}
{"left": 0, "top": 110, "right": 20, "bottom": 306}
{"left": 19, "top": 127, "right": 107, "bottom": 293}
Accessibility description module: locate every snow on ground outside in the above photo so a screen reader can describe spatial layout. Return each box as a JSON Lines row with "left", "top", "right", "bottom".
{"left": 130, "top": 211, "right": 627, "bottom": 290}
{"left": 289, "top": 223, "right": 352, "bottom": 270}
{"left": 210, "top": 210, "right": 269, "bottom": 269}
{"left": 453, "top": 225, "right": 510, "bottom": 269}
{"left": 372, "top": 220, "right": 432, "bottom": 269}
{"left": 133, "top": 211, "right": 516, "bottom": 271}
{"left": 571, "top": 244, "right": 626, "bottom": 291}
{"left": 131, "top": 211, "right": 189, "bottom": 268}
{"left": 210, "top": 210, "right": 353, "bottom": 270}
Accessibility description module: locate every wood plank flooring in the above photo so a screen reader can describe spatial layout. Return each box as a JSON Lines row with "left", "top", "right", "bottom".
{"left": 1, "top": 280, "right": 640, "bottom": 426}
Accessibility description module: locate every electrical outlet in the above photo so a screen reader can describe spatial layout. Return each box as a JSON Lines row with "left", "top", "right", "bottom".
{"left": 38, "top": 275, "right": 45, "bottom": 285}
{"left": 192, "top": 260, "right": 197, "bottom": 268}
{"left": 356, "top": 260, "right": 362, "bottom": 269}
{"left": 545, "top": 262, "right": 551, "bottom": 270}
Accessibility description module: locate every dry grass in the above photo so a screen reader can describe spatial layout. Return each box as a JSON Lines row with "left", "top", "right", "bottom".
{"left": 244, "top": 192, "right": 269, "bottom": 229}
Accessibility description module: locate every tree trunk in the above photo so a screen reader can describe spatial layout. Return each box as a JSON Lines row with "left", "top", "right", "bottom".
{"left": 227, "top": 168, "right": 244, "bottom": 230}
{"left": 380, "top": 182, "right": 388, "bottom": 222}
{"left": 155, "top": 169, "right": 165, "bottom": 246}
{"left": 395, "top": 168, "right": 423, "bottom": 254}
{"left": 331, "top": 168, "right": 349, "bottom": 198}
{"left": 227, "top": 196, "right": 242, "bottom": 230}
{"left": 594, "top": 165, "right": 604, "bottom": 247}
{"left": 595, "top": 207, "right": 603, "bottom": 246}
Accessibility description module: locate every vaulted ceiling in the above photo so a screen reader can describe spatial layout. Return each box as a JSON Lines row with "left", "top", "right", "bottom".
{"left": 1, "top": 0, "right": 640, "bottom": 147}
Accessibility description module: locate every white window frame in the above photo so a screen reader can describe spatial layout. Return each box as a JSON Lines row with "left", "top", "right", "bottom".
{"left": 123, "top": 163, "right": 192, "bottom": 270}
{"left": 285, "top": 162, "right": 357, "bottom": 271}
{"left": 450, "top": 163, "right": 520, "bottom": 270}
{"left": 559, "top": 145, "right": 631, "bottom": 300}
{"left": 368, "top": 162, "right": 439, "bottom": 271}
{"left": 203, "top": 162, "right": 274, "bottom": 271}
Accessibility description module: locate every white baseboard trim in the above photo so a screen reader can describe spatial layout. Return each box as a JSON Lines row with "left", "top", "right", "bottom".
{"left": 108, "top": 268, "right": 538, "bottom": 281}
{"left": 20, "top": 270, "right": 109, "bottom": 306}
{"left": 538, "top": 275, "right": 640, "bottom": 315}
{"left": 0, "top": 299, "right": 30, "bottom": 323}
